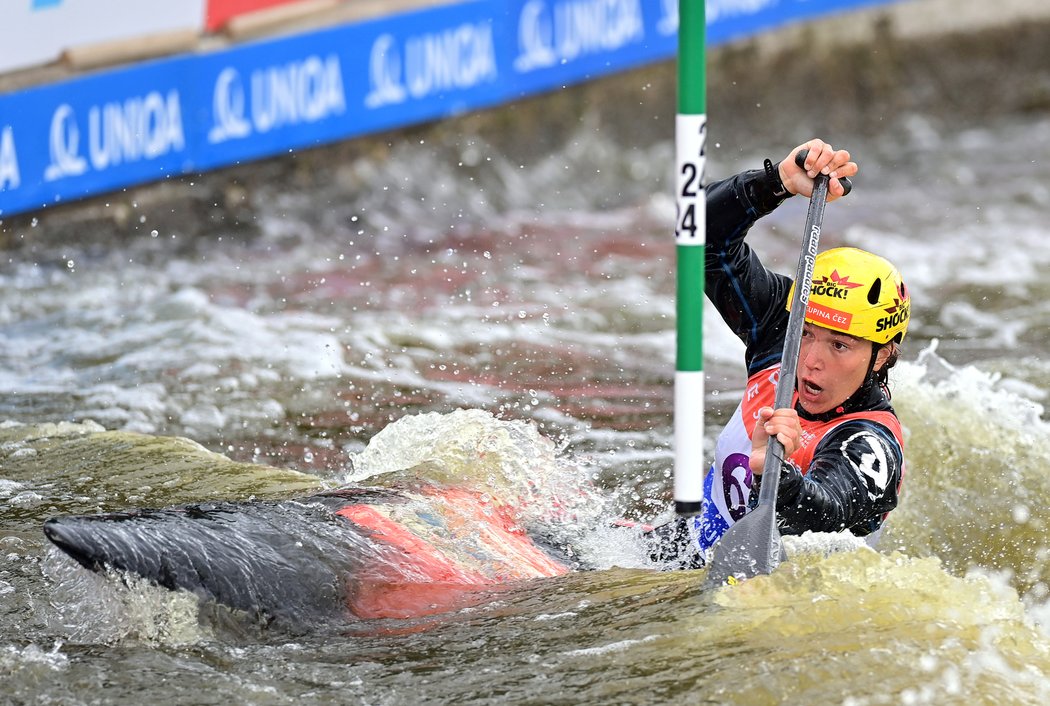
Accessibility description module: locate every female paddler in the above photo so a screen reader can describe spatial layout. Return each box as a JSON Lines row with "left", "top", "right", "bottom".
{"left": 654, "top": 138, "right": 911, "bottom": 568}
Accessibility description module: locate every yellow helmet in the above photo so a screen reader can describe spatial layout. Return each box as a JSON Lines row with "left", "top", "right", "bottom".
{"left": 787, "top": 247, "right": 910, "bottom": 345}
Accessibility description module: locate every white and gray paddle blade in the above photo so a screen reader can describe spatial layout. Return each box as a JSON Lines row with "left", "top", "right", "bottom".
{"left": 704, "top": 504, "right": 787, "bottom": 588}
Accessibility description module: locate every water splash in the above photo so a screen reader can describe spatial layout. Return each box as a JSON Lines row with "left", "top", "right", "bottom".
{"left": 345, "top": 409, "right": 607, "bottom": 535}
{"left": 700, "top": 548, "right": 1050, "bottom": 705}
{"left": 40, "top": 549, "right": 207, "bottom": 646}
{"left": 887, "top": 342, "right": 1050, "bottom": 605}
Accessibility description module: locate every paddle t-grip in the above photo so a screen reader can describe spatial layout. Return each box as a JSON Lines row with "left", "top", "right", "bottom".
{"left": 794, "top": 148, "right": 852, "bottom": 196}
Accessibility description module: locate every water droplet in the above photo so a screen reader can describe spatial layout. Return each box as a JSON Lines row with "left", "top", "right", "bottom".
{"left": 150, "top": 229, "right": 159, "bottom": 238}
{"left": 518, "top": 311, "right": 527, "bottom": 319}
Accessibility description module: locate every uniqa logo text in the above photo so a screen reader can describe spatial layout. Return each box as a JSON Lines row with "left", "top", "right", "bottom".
{"left": 365, "top": 22, "right": 497, "bottom": 108}
{"left": 45, "top": 90, "right": 185, "bottom": 180}
{"left": 514, "top": 0, "right": 645, "bottom": 72}
{"left": 209, "top": 54, "right": 346, "bottom": 143}
{"left": 0, "top": 126, "right": 19, "bottom": 189}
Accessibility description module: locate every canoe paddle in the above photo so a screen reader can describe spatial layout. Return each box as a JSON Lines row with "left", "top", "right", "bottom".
{"left": 704, "top": 149, "right": 847, "bottom": 587}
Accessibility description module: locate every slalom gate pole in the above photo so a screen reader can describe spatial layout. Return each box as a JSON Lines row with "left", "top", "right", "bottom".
{"left": 673, "top": 0, "right": 706, "bottom": 516}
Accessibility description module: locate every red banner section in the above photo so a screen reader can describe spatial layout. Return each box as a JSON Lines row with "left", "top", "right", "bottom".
{"left": 206, "top": 0, "right": 310, "bottom": 30}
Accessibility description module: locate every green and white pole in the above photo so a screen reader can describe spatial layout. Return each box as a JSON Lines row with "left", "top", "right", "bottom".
{"left": 674, "top": 0, "right": 706, "bottom": 516}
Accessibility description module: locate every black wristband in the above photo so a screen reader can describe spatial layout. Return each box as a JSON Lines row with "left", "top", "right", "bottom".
{"left": 764, "top": 158, "right": 790, "bottom": 199}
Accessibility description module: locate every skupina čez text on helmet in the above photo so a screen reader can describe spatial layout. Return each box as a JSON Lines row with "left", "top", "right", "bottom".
{"left": 788, "top": 247, "right": 910, "bottom": 345}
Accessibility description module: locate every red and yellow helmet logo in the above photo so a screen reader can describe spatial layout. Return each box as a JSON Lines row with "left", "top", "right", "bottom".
{"left": 789, "top": 248, "right": 909, "bottom": 344}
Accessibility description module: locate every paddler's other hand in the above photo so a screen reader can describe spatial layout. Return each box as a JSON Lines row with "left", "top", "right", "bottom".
{"left": 778, "top": 138, "right": 857, "bottom": 202}
{"left": 749, "top": 406, "right": 803, "bottom": 474}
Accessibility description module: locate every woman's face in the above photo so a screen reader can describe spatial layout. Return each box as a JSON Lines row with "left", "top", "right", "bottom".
{"left": 795, "top": 323, "right": 890, "bottom": 414}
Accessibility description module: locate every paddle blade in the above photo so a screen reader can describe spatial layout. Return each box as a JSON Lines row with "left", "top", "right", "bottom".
{"left": 703, "top": 504, "right": 787, "bottom": 588}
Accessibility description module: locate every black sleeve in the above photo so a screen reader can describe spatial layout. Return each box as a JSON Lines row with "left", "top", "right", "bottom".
{"left": 705, "top": 169, "right": 795, "bottom": 374}
{"left": 773, "top": 420, "right": 903, "bottom": 536}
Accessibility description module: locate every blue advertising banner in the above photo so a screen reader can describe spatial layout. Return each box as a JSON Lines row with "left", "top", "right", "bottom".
{"left": 0, "top": 0, "right": 902, "bottom": 218}
{"left": 1, "top": 56, "right": 196, "bottom": 214}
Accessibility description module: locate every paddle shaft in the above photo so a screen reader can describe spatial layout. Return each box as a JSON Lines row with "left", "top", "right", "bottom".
{"left": 704, "top": 152, "right": 846, "bottom": 586}
{"left": 755, "top": 154, "right": 830, "bottom": 508}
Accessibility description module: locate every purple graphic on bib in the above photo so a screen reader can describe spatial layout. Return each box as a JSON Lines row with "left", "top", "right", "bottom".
{"left": 722, "top": 453, "right": 753, "bottom": 521}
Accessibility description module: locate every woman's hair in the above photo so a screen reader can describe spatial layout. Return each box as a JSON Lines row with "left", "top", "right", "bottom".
{"left": 873, "top": 342, "right": 900, "bottom": 398}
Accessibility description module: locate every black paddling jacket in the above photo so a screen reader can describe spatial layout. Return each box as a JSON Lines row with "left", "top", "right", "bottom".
{"left": 705, "top": 168, "right": 903, "bottom": 538}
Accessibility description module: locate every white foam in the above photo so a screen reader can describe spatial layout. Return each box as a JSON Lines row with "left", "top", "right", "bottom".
{"left": 783, "top": 530, "right": 873, "bottom": 559}
{"left": 0, "top": 479, "right": 24, "bottom": 495}
{"left": 563, "top": 634, "right": 659, "bottom": 657}
{"left": 0, "top": 642, "right": 68, "bottom": 672}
